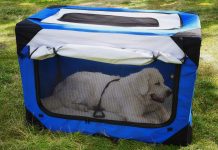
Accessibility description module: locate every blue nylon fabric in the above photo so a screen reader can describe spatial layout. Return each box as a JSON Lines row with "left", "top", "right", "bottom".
{"left": 29, "top": 8, "right": 60, "bottom": 20}
{"left": 189, "top": 111, "right": 193, "bottom": 125}
{"left": 179, "top": 12, "right": 201, "bottom": 31}
{"left": 19, "top": 44, "right": 196, "bottom": 143}
{"left": 19, "top": 45, "right": 29, "bottom": 57}
{"left": 27, "top": 6, "right": 200, "bottom": 36}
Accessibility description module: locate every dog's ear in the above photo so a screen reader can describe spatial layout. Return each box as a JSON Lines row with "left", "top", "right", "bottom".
{"left": 136, "top": 73, "right": 149, "bottom": 96}
{"left": 136, "top": 68, "right": 160, "bottom": 96}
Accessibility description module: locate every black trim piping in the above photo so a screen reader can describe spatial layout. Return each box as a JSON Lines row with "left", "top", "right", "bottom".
{"left": 29, "top": 48, "right": 39, "bottom": 58}
{"left": 34, "top": 59, "right": 181, "bottom": 128}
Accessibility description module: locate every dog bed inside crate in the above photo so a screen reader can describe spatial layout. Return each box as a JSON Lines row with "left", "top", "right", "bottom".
{"left": 16, "top": 6, "right": 201, "bottom": 146}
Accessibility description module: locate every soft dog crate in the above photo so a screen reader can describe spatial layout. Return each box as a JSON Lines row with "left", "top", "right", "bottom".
{"left": 16, "top": 6, "right": 201, "bottom": 145}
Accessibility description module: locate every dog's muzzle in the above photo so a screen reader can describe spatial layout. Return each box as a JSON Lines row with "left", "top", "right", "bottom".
{"left": 150, "top": 94, "right": 165, "bottom": 103}
{"left": 150, "top": 90, "right": 172, "bottom": 103}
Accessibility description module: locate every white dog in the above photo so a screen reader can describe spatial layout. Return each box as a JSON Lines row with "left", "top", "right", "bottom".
{"left": 42, "top": 68, "right": 172, "bottom": 124}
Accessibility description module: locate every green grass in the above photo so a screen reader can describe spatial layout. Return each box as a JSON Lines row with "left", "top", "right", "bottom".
{"left": 0, "top": 0, "right": 218, "bottom": 149}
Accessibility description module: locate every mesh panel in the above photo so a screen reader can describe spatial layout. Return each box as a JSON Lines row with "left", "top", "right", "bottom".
{"left": 58, "top": 13, "right": 159, "bottom": 27}
{"left": 37, "top": 56, "right": 177, "bottom": 125}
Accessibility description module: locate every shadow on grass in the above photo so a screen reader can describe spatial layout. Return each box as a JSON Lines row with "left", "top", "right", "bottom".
{"left": 195, "top": 62, "right": 218, "bottom": 111}
{"left": 192, "top": 61, "right": 218, "bottom": 143}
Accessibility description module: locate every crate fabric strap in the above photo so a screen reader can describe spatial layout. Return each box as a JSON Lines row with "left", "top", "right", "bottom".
{"left": 93, "top": 78, "right": 121, "bottom": 118}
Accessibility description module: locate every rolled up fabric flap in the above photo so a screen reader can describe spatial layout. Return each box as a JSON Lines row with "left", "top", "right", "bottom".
{"left": 30, "top": 44, "right": 184, "bottom": 65}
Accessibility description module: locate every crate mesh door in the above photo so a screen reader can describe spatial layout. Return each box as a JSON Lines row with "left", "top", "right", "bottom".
{"left": 36, "top": 56, "right": 179, "bottom": 125}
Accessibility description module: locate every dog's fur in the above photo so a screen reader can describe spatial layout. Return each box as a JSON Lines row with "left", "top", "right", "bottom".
{"left": 42, "top": 68, "right": 172, "bottom": 123}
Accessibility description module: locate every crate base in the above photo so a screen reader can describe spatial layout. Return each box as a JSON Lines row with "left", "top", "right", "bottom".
{"left": 25, "top": 107, "right": 192, "bottom": 146}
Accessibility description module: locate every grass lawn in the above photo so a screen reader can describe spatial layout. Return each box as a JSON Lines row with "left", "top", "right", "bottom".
{"left": 0, "top": 0, "right": 218, "bottom": 149}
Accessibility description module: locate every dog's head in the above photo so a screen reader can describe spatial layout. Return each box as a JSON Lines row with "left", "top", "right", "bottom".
{"left": 136, "top": 68, "right": 172, "bottom": 103}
